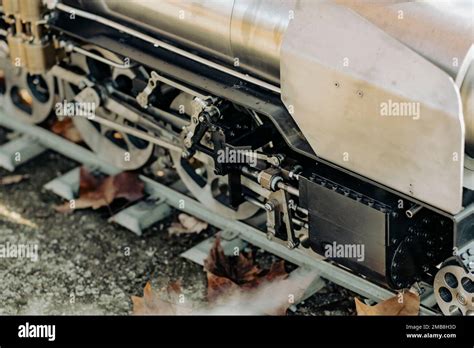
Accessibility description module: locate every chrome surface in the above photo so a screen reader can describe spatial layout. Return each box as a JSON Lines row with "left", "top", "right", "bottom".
{"left": 83, "top": 0, "right": 295, "bottom": 84}
{"left": 335, "top": 0, "right": 473, "bottom": 79}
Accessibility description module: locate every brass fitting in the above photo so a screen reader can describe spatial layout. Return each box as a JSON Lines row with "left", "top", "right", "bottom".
{"left": 3, "top": 0, "right": 56, "bottom": 74}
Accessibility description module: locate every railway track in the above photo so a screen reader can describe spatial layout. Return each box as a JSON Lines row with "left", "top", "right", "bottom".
{"left": 0, "top": 110, "right": 439, "bottom": 315}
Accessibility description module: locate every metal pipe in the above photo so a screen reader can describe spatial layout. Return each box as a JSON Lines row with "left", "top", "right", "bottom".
{"left": 60, "top": 41, "right": 133, "bottom": 69}
{"left": 241, "top": 166, "right": 260, "bottom": 180}
{"left": 111, "top": 89, "right": 189, "bottom": 130}
{"left": 242, "top": 166, "right": 299, "bottom": 197}
{"left": 277, "top": 181, "right": 300, "bottom": 197}
{"left": 91, "top": 114, "right": 182, "bottom": 153}
{"left": 292, "top": 218, "right": 309, "bottom": 230}
{"left": 406, "top": 204, "right": 423, "bottom": 219}
{"left": 244, "top": 195, "right": 266, "bottom": 209}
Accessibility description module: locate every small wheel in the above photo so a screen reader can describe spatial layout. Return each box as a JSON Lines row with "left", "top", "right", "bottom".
{"left": 169, "top": 93, "right": 260, "bottom": 220}
{"left": 1, "top": 57, "right": 55, "bottom": 124}
{"left": 64, "top": 45, "right": 154, "bottom": 170}
{"left": 434, "top": 263, "right": 473, "bottom": 315}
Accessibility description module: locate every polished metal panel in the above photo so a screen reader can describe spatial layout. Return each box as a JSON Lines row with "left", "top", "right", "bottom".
{"left": 280, "top": 0, "right": 464, "bottom": 214}
{"left": 336, "top": 0, "right": 474, "bottom": 157}
{"left": 335, "top": 0, "right": 473, "bottom": 79}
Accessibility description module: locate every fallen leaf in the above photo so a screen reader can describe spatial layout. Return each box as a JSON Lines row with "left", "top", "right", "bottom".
{"left": 113, "top": 172, "right": 146, "bottom": 201}
{"left": 204, "top": 237, "right": 289, "bottom": 311}
{"left": 55, "top": 168, "right": 144, "bottom": 212}
{"left": 131, "top": 239, "right": 310, "bottom": 316}
{"left": 168, "top": 213, "right": 208, "bottom": 235}
{"left": 78, "top": 166, "right": 100, "bottom": 195}
{"left": 355, "top": 291, "right": 420, "bottom": 316}
{"left": 50, "top": 118, "right": 82, "bottom": 143}
{"left": 204, "top": 236, "right": 261, "bottom": 286}
{"left": 206, "top": 272, "right": 241, "bottom": 303}
{"left": 132, "top": 281, "right": 193, "bottom": 315}
{"left": 0, "top": 174, "right": 29, "bottom": 185}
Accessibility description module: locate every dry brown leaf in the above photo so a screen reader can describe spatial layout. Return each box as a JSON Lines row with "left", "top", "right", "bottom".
{"left": 206, "top": 272, "right": 241, "bottom": 303}
{"left": 204, "top": 237, "right": 289, "bottom": 308}
{"left": 355, "top": 291, "right": 420, "bottom": 316}
{"left": 55, "top": 168, "right": 144, "bottom": 212}
{"left": 168, "top": 213, "right": 208, "bottom": 235}
{"left": 113, "top": 172, "right": 146, "bottom": 201}
{"left": 51, "top": 118, "right": 82, "bottom": 143}
{"left": 131, "top": 239, "right": 305, "bottom": 316}
{"left": 132, "top": 281, "right": 193, "bottom": 315}
{"left": 0, "top": 174, "right": 29, "bottom": 185}
{"left": 204, "top": 236, "right": 261, "bottom": 286}
{"left": 78, "top": 166, "right": 100, "bottom": 195}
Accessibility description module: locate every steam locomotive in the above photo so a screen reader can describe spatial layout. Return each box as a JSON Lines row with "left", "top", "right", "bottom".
{"left": 0, "top": 0, "right": 472, "bottom": 315}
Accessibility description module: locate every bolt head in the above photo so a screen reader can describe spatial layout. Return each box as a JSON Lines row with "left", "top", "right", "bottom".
{"left": 264, "top": 202, "right": 274, "bottom": 211}
{"left": 457, "top": 294, "right": 467, "bottom": 305}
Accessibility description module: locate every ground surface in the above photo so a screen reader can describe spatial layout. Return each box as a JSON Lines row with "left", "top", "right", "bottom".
{"left": 0, "top": 129, "right": 355, "bottom": 315}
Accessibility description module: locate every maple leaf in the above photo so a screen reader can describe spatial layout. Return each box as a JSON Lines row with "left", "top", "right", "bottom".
{"left": 132, "top": 281, "right": 193, "bottom": 315}
{"left": 50, "top": 118, "right": 82, "bottom": 143}
{"left": 168, "top": 213, "right": 208, "bottom": 236}
{"left": 131, "top": 239, "right": 313, "bottom": 316}
{"left": 355, "top": 291, "right": 420, "bottom": 316}
{"left": 204, "top": 237, "right": 289, "bottom": 310}
{"left": 204, "top": 237, "right": 261, "bottom": 286}
{"left": 206, "top": 272, "right": 241, "bottom": 303}
{"left": 55, "top": 168, "right": 144, "bottom": 212}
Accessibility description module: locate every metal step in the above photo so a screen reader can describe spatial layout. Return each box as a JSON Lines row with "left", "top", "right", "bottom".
{"left": 0, "top": 135, "right": 46, "bottom": 171}
{"left": 108, "top": 199, "right": 172, "bottom": 236}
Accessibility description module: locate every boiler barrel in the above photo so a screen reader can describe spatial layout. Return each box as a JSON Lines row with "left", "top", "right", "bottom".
{"left": 85, "top": 0, "right": 295, "bottom": 84}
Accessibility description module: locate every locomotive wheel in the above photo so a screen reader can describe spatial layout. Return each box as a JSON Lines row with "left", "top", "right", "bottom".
{"left": 169, "top": 93, "right": 260, "bottom": 220}
{"left": 65, "top": 46, "right": 154, "bottom": 170}
{"left": 434, "top": 263, "right": 473, "bottom": 315}
{"left": 0, "top": 45, "right": 55, "bottom": 124}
